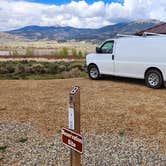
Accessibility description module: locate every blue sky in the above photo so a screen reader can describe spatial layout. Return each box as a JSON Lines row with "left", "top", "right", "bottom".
{"left": 26, "top": 0, "right": 124, "bottom": 5}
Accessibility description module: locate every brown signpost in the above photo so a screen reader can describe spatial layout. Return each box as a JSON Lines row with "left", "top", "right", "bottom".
{"left": 62, "top": 86, "right": 82, "bottom": 166}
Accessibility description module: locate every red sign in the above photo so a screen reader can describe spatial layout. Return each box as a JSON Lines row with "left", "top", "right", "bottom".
{"left": 62, "top": 128, "right": 83, "bottom": 154}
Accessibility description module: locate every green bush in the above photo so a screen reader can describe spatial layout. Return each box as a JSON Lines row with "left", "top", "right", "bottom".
{"left": 15, "top": 64, "right": 25, "bottom": 74}
{"left": 58, "top": 65, "right": 66, "bottom": 72}
{"left": 0, "top": 60, "right": 86, "bottom": 79}
{"left": 30, "top": 64, "right": 45, "bottom": 74}
{"left": 71, "top": 48, "right": 77, "bottom": 56}
{"left": 46, "top": 63, "right": 58, "bottom": 74}
{"left": 6, "top": 64, "right": 15, "bottom": 73}
{"left": 61, "top": 68, "right": 82, "bottom": 79}
{"left": 69, "top": 62, "right": 83, "bottom": 71}
{"left": 78, "top": 50, "right": 83, "bottom": 57}
{"left": 60, "top": 47, "right": 69, "bottom": 56}
{"left": 0, "top": 66, "right": 7, "bottom": 74}
{"left": 25, "top": 48, "right": 34, "bottom": 56}
{"left": 20, "top": 60, "right": 29, "bottom": 64}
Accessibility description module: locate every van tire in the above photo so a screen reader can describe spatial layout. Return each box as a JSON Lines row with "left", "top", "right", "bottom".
{"left": 145, "top": 69, "right": 163, "bottom": 89}
{"left": 88, "top": 65, "right": 100, "bottom": 80}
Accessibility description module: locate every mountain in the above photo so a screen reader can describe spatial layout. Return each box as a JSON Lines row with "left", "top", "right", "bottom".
{"left": 6, "top": 19, "right": 162, "bottom": 42}
{"left": 0, "top": 32, "right": 28, "bottom": 42}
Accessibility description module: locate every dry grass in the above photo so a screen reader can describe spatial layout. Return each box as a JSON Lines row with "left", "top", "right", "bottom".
{"left": 0, "top": 41, "right": 96, "bottom": 56}
{"left": 0, "top": 77, "right": 165, "bottom": 149}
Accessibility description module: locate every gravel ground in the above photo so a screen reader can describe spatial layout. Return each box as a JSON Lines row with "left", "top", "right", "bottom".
{"left": 0, "top": 78, "right": 166, "bottom": 165}
{"left": 0, "top": 122, "right": 165, "bottom": 166}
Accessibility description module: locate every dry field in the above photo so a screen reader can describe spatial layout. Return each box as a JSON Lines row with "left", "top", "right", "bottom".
{"left": 0, "top": 41, "right": 96, "bottom": 56}
{"left": 0, "top": 77, "right": 165, "bottom": 138}
{"left": 0, "top": 77, "right": 166, "bottom": 165}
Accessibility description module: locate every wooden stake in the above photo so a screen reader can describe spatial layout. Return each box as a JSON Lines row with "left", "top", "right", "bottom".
{"left": 69, "top": 86, "right": 81, "bottom": 166}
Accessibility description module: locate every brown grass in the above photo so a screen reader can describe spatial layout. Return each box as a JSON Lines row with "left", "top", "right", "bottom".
{"left": 0, "top": 41, "right": 96, "bottom": 56}
{"left": 0, "top": 78, "right": 165, "bottom": 145}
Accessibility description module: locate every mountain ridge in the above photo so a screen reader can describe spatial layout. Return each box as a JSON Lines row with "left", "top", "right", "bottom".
{"left": 5, "top": 19, "right": 163, "bottom": 42}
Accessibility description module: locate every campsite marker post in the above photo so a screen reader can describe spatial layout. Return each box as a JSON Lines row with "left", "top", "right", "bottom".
{"left": 69, "top": 86, "right": 81, "bottom": 166}
{"left": 62, "top": 86, "right": 82, "bottom": 166}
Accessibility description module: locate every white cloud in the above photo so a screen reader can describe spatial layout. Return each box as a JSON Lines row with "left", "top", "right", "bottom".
{"left": 0, "top": 0, "right": 165, "bottom": 31}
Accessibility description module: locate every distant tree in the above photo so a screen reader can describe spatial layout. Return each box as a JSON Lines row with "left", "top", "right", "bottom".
{"left": 25, "top": 48, "right": 34, "bottom": 56}
{"left": 60, "top": 47, "right": 69, "bottom": 56}
{"left": 78, "top": 50, "right": 83, "bottom": 57}
{"left": 72, "top": 48, "right": 77, "bottom": 56}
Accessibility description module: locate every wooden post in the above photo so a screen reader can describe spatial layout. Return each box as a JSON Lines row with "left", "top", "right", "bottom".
{"left": 69, "top": 86, "right": 81, "bottom": 166}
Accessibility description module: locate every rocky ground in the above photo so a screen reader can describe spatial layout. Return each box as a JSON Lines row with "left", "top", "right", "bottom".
{"left": 0, "top": 78, "right": 166, "bottom": 165}
{"left": 0, "top": 122, "right": 165, "bottom": 166}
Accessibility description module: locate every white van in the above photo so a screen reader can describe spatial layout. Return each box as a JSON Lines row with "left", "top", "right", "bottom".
{"left": 86, "top": 34, "right": 166, "bottom": 88}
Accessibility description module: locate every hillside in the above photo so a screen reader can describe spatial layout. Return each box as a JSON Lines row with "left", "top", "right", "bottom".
{"left": 6, "top": 19, "right": 162, "bottom": 42}
{"left": 0, "top": 32, "right": 28, "bottom": 42}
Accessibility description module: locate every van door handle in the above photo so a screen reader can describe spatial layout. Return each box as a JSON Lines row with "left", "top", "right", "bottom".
{"left": 112, "top": 55, "right": 114, "bottom": 60}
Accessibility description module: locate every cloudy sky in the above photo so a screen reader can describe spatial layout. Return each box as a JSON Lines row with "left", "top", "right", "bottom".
{"left": 0, "top": 0, "right": 166, "bottom": 31}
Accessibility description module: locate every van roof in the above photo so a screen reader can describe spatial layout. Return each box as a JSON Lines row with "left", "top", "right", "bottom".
{"left": 103, "top": 33, "right": 166, "bottom": 43}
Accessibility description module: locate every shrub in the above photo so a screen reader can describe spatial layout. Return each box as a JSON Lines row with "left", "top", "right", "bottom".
{"left": 0, "top": 64, "right": 8, "bottom": 74}
{"left": 0, "top": 60, "right": 86, "bottom": 79}
{"left": 25, "top": 48, "right": 34, "bottom": 56}
{"left": 60, "top": 47, "right": 68, "bottom": 56}
{"left": 78, "top": 50, "right": 83, "bottom": 57}
{"left": 46, "top": 63, "right": 58, "bottom": 74}
{"left": 6, "top": 64, "right": 15, "bottom": 73}
{"left": 71, "top": 48, "right": 77, "bottom": 56}
{"left": 20, "top": 60, "right": 29, "bottom": 65}
{"left": 12, "top": 50, "right": 19, "bottom": 56}
{"left": 70, "top": 61, "right": 84, "bottom": 71}
{"left": 0, "top": 67, "right": 6, "bottom": 74}
{"left": 30, "top": 64, "right": 45, "bottom": 74}
{"left": 61, "top": 68, "right": 82, "bottom": 79}
{"left": 15, "top": 64, "right": 25, "bottom": 74}
{"left": 58, "top": 65, "right": 66, "bottom": 73}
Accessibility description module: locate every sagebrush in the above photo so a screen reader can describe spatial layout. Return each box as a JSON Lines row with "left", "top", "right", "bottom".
{"left": 0, "top": 60, "right": 86, "bottom": 79}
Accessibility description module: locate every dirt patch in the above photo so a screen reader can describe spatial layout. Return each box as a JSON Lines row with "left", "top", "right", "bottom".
{"left": 0, "top": 78, "right": 165, "bottom": 142}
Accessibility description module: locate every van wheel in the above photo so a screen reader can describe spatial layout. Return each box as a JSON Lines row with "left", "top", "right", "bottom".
{"left": 88, "top": 65, "right": 100, "bottom": 80}
{"left": 145, "top": 69, "right": 163, "bottom": 89}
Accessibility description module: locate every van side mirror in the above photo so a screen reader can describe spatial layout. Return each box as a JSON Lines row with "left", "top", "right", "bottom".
{"left": 96, "top": 47, "right": 102, "bottom": 53}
